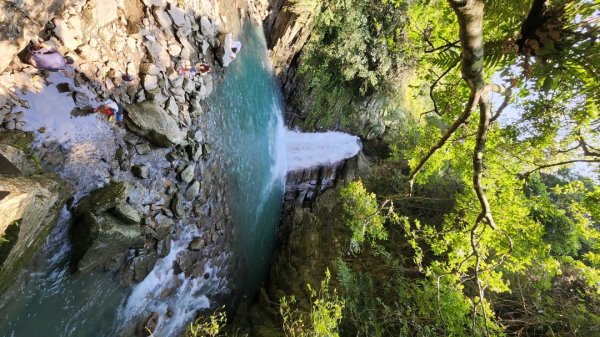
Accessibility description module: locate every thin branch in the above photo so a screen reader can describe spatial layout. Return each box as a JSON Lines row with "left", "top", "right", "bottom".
{"left": 430, "top": 58, "right": 461, "bottom": 116}
{"left": 407, "top": 89, "right": 482, "bottom": 196}
{"left": 425, "top": 40, "right": 461, "bottom": 53}
{"left": 579, "top": 137, "right": 600, "bottom": 157}
{"left": 523, "top": 158, "right": 600, "bottom": 179}
{"left": 488, "top": 84, "right": 512, "bottom": 123}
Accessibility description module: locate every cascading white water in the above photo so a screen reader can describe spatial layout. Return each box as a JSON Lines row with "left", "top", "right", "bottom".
{"left": 284, "top": 130, "right": 362, "bottom": 172}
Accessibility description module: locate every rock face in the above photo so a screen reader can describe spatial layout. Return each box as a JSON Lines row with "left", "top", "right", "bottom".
{"left": 264, "top": 0, "right": 320, "bottom": 82}
{"left": 125, "top": 101, "right": 187, "bottom": 147}
{"left": 0, "top": 174, "right": 69, "bottom": 293}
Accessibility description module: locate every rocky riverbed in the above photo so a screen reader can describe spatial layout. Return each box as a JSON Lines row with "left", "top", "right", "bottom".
{"left": 0, "top": 0, "right": 271, "bottom": 334}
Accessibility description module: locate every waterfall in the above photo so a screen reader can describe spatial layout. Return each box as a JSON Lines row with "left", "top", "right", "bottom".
{"left": 117, "top": 24, "right": 361, "bottom": 336}
{"left": 284, "top": 130, "right": 362, "bottom": 172}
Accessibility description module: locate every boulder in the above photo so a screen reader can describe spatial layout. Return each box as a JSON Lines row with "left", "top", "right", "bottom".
{"left": 0, "top": 42, "right": 19, "bottom": 75}
{"left": 86, "top": 0, "right": 119, "bottom": 27}
{"left": 188, "top": 236, "right": 205, "bottom": 251}
{"left": 77, "top": 45, "right": 101, "bottom": 62}
{"left": 153, "top": 8, "right": 173, "bottom": 29}
{"left": 179, "top": 164, "right": 195, "bottom": 183}
{"left": 168, "top": 6, "right": 187, "bottom": 27}
{"left": 200, "top": 16, "right": 217, "bottom": 40}
{"left": 139, "top": 63, "right": 160, "bottom": 76}
{"left": 53, "top": 19, "right": 81, "bottom": 50}
{"left": 124, "top": 101, "right": 187, "bottom": 147}
{"left": 124, "top": 251, "right": 157, "bottom": 283}
{"left": 135, "top": 143, "right": 151, "bottom": 155}
{"left": 184, "top": 180, "right": 200, "bottom": 200}
{"left": 113, "top": 202, "right": 142, "bottom": 224}
{"left": 71, "top": 181, "right": 130, "bottom": 219}
{"left": 70, "top": 212, "right": 144, "bottom": 272}
{"left": 143, "top": 75, "right": 158, "bottom": 91}
{"left": 132, "top": 164, "right": 149, "bottom": 179}
{"left": 170, "top": 193, "right": 184, "bottom": 219}
{"left": 138, "top": 312, "right": 159, "bottom": 337}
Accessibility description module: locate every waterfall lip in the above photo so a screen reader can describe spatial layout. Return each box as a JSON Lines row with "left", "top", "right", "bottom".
{"left": 283, "top": 130, "right": 363, "bottom": 172}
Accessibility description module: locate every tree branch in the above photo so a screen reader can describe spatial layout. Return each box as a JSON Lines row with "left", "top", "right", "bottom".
{"left": 522, "top": 158, "right": 600, "bottom": 179}
{"left": 430, "top": 58, "right": 461, "bottom": 116}
{"left": 488, "top": 84, "right": 512, "bottom": 123}
{"left": 407, "top": 89, "right": 482, "bottom": 195}
{"left": 425, "top": 40, "right": 461, "bottom": 53}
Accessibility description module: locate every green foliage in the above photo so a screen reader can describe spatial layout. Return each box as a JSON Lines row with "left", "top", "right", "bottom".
{"left": 291, "top": 0, "right": 416, "bottom": 132}
{"left": 186, "top": 308, "right": 228, "bottom": 337}
{"left": 280, "top": 269, "right": 344, "bottom": 337}
{"left": 339, "top": 180, "right": 388, "bottom": 253}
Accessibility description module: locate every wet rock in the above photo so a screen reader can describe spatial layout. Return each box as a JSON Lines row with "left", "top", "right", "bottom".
{"left": 72, "top": 91, "right": 91, "bottom": 108}
{"left": 124, "top": 101, "right": 187, "bottom": 147}
{"left": 127, "top": 251, "right": 157, "bottom": 282}
{"left": 143, "top": 75, "right": 158, "bottom": 91}
{"left": 71, "top": 212, "right": 144, "bottom": 272}
{"left": 135, "top": 143, "right": 151, "bottom": 155}
{"left": 175, "top": 250, "right": 203, "bottom": 277}
{"left": 132, "top": 164, "right": 149, "bottom": 179}
{"left": 113, "top": 202, "right": 141, "bottom": 224}
{"left": 185, "top": 180, "right": 200, "bottom": 200}
{"left": 188, "top": 236, "right": 205, "bottom": 251}
{"left": 116, "top": 146, "right": 131, "bottom": 170}
{"left": 138, "top": 312, "right": 159, "bottom": 337}
{"left": 150, "top": 214, "right": 174, "bottom": 240}
{"left": 179, "top": 164, "right": 194, "bottom": 183}
{"left": 170, "top": 193, "right": 184, "bottom": 219}
{"left": 0, "top": 174, "right": 70, "bottom": 293}
{"left": 156, "top": 237, "right": 171, "bottom": 257}
{"left": 71, "top": 181, "right": 130, "bottom": 218}
{"left": 202, "top": 143, "right": 211, "bottom": 156}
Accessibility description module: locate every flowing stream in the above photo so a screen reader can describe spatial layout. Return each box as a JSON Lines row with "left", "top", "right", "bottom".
{"left": 0, "top": 23, "right": 360, "bottom": 336}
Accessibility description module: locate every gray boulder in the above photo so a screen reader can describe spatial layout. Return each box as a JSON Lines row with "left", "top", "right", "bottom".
{"left": 113, "top": 203, "right": 142, "bottom": 225}
{"left": 72, "top": 181, "right": 130, "bottom": 219}
{"left": 124, "top": 101, "right": 187, "bottom": 147}
{"left": 70, "top": 212, "right": 144, "bottom": 273}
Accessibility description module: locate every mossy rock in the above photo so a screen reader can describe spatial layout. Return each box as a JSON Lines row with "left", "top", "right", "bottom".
{"left": 71, "top": 181, "right": 130, "bottom": 219}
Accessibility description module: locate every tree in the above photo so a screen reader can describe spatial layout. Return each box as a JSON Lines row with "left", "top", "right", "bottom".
{"left": 403, "top": 0, "right": 599, "bottom": 335}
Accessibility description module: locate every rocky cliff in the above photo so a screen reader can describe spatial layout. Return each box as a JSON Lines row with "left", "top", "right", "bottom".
{"left": 0, "top": 132, "right": 70, "bottom": 294}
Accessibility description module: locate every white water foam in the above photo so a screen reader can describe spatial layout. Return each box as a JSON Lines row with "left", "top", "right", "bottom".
{"left": 116, "top": 220, "right": 228, "bottom": 337}
{"left": 284, "top": 130, "right": 362, "bottom": 172}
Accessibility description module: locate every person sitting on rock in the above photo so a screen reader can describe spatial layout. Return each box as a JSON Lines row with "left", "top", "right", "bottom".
{"left": 26, "top": 43, "right": 74, "bottom": 72}
{"left": 178, "top": 63, "right": 211, "bottom": 76}
{"left": 94, "top": 101, "right": 123, "bottom": 123}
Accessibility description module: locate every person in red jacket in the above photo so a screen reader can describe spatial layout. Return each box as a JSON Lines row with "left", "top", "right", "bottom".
{"left": 94, "top": 101, "right": 123, "bottom": 123}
